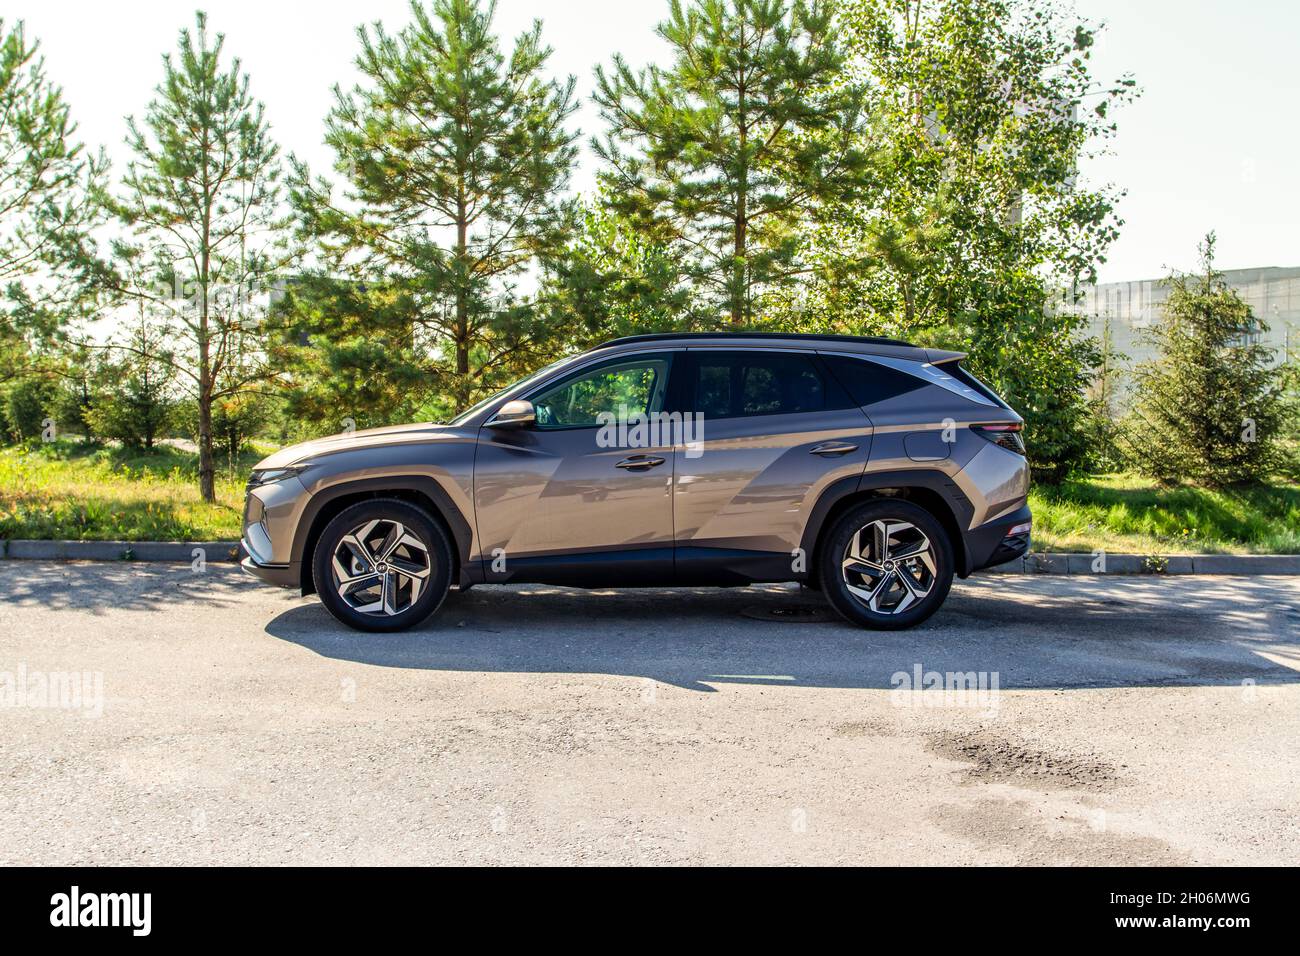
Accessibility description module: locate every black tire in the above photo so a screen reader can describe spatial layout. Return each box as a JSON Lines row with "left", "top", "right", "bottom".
{"left": 818, "top": 499, "right": 954, "bottom": 630}
{"left": 312, "top": 498, "right": 453, "bottom": 633}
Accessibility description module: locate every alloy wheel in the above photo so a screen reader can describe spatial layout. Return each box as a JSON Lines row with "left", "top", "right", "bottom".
{"left": 330, "top": 519, "right": 432, "bottom": 616}
{"left": 840, "top": 519, "right": 937, "bottom": 614}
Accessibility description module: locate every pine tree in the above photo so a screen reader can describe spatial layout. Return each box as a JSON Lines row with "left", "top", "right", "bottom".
{"left": 112, "top": 11, "right": 285, "bottom": 500}
{"left": 0, "top": 18, "right": 107, "bottom": 383}
{"left": 593, "top": 0, "right": 869, "bottom": 326}
{"left": 548, "top": 199, "right": 695, "bottom": 345}
{"left": 289, "top": 0, "right": 578, "bottom": 416}
{"left": 1125, "top": 235, "right": 1284, "bottom": 487}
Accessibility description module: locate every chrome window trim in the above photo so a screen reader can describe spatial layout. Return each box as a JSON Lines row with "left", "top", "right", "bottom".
{"left": 519, "top": 348, "right": 683, "bottom": 401}
{"left": 459, "top": 347, "right": 687, "bottom": 429}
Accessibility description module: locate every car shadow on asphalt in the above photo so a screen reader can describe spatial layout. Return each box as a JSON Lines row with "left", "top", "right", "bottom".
{"left": 264, "top": 577, "right": 1300, "bottom": 692}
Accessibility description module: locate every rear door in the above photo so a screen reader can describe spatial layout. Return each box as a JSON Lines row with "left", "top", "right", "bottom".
{"left": 672, "top": 348, "right": 874, "bottom": 582}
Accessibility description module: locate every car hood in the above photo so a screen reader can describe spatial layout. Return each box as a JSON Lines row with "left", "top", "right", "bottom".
{"left": 253, "top": 422, "right": 453, "bottom": 470}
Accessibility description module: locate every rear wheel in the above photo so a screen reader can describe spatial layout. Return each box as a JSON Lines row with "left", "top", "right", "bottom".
{"left": 818, "top": 499, "right": 954, "bottom": 630}
{"left": 313, "top": 499, "right": 453, "bottom": 633}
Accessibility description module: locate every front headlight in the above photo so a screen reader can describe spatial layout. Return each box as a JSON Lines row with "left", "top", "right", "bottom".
{"left": 246, "top": 466, "right": 305, "bottom": 490}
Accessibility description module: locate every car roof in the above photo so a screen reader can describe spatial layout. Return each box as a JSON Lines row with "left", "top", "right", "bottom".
{"left": 586, "top": 332, "right": 965, "bottom": 365}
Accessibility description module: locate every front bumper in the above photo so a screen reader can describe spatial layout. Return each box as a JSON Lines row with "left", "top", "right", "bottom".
{"left": 240, "top": 506, "right": 298, "bottom": 586}
{"left": 240, "top": 473, "right": 312, "bottom": 589}
{"left": 240, "top": 552, "right": 299, "bottom": 588}
{"left": 964, "top": 503, "right": 1032, "bottom": 573}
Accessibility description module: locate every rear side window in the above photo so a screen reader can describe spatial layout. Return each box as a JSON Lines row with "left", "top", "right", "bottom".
{"left": 820, "top": 354, "right": 928, "bottom": 407}
{"left": 690, "top": 351, "right": 850, "bottom": 418}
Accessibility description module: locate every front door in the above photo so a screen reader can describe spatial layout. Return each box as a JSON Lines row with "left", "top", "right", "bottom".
{"left": 473, "top": 351, "right": 680, "bottom": 585}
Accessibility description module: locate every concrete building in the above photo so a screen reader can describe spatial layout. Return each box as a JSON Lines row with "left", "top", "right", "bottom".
{"left": 1066, "top": 265, "right": 1300, "bottom": 372}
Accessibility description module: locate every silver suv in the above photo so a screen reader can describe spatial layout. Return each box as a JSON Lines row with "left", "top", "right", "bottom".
{"left": 242, "top": 333, "right": 1031, "bottom": 632}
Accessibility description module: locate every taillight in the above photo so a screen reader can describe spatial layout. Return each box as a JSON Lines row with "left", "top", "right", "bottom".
{"left": 971, "top": 422, "right": 1025, "bottom": 455}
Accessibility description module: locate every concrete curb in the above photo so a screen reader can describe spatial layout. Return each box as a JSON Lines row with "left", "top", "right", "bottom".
{"left": 985, "top": 552, "right": 1300, "bottom": 576}
{"left": 2, "top": 540, "right": 241, "bottom": 563}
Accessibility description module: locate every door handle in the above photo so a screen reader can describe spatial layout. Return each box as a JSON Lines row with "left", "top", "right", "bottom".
{"left": 615, "top": 455, "right": 666, "bottom": 470}
{"left": 810, "top": 441, "right": 858, "bottom": 457}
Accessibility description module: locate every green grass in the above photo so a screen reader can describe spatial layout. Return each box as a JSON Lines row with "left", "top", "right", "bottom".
{"left": 1029, "top": 474, "right": 1300, "bottom": 555}
{"left": 0, "top": 440, "right": 259, "bottom": 541}
{"left": 3, "top": 441, "right": 1298, "bottom": 553}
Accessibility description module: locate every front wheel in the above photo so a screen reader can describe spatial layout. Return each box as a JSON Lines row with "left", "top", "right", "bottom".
{"left": 818, "top": 499, "right": 954, "bottom": 630}
{"left": 312, "top": 499, "right": 453, "bottom": 633}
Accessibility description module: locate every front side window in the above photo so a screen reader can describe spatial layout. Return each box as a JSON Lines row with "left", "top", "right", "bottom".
{"left": 530, "top": 356, "right": 672, "bottom": 428}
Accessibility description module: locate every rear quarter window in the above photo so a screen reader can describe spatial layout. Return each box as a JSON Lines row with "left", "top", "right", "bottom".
{"left": 939, "top": 362, "right": 1008, "bottom": 407}
{"left": 819, "top": 354, "right": 928, "bottom": 407}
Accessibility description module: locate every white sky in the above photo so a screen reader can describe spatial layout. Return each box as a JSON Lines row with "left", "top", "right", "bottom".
{"left": 9, "top": 0, "right": 1299, "bottom": 283}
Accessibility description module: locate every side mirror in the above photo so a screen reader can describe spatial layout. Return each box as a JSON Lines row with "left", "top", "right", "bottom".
{"left": 486, "top": 399, "right": 536, "bottom": 429}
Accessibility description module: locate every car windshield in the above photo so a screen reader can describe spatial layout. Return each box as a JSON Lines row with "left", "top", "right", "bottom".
{"left": 447, "top": 355, "right": 575, "bottom": 426}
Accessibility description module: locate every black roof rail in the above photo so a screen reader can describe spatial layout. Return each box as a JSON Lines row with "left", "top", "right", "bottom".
{"left": 589, "top": 331, "right": 918, "bottom": 350}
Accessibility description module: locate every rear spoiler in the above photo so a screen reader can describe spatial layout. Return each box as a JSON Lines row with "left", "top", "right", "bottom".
{"left": 924, "top": 349, "right": 967, "bottom": 366}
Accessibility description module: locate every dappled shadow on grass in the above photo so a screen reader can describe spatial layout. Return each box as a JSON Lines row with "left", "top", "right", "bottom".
{"left": 266, "top": 574, "right": 1300, "bottom": 693}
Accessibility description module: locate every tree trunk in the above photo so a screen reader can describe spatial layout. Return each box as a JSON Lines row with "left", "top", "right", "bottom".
{"left": 197, "top": 387, "right": 215, "bottom": 503}
{"left": 732, "top": 46, "right": 748, "bottom": 326}
{"left": 198, "top": 257, "right": 215, "bottom": 502}
{"left": 455, "top": 234, "right": 469, "bottom": 380}
{"left": 196, "top": 118, "right": 217, "bottom": 503}
{"left": 732, "top": 196, "right": 747, "bottom": 326}
{"left": 455, "top": 190, "right": 471, "bottom": 410}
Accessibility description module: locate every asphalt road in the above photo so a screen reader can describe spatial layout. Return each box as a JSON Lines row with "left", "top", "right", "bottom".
{"left": 2, "top": 561, "right": 1297, "bottom": 865}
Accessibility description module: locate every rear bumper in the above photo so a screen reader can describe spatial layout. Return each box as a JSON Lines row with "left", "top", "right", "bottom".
{"left": 964, "top": 503, "right": 1032, "bottom": 573}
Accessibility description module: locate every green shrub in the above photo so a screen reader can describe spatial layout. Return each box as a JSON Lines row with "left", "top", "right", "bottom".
{"left": 211, "top": 392, "right": 270, "bottom": 458}
{"left": 84, "top": 371, "right": 176, "bottom": 450}
{"left": 50, "top": 377, "right": 97, "bottom": 441}
{"left": 3, "top": 377, "right": 56, "bottom": 441}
